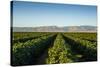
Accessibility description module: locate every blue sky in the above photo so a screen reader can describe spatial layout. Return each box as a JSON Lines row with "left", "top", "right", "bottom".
{"left": 12, "top": 1, "right": 97, "bottom": 27}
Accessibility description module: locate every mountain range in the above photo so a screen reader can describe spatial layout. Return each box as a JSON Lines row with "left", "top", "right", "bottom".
{"left": 13, "top": 26, "right": 97, "bottom": 32}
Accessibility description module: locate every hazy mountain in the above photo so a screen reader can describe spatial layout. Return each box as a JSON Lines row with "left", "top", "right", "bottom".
{"left": 13, "top": 26, "right": 97, "bottom": 32}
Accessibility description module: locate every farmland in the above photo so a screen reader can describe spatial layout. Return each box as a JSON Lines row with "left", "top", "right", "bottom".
{"left": 11, "top": 32, "right": 97, "bottom": 66}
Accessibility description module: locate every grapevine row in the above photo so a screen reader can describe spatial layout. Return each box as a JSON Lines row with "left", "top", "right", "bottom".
{"left": 12, "top": 34, "right": 57, "bottom": 66}
{"left": 13, "top": 32, "right": 51, "bottom": 43}
{"left": 46, "top": 34, "right": 74, "bottom": 64}
{"left": 63, "top": 33, "right": 97, "bottom": 61}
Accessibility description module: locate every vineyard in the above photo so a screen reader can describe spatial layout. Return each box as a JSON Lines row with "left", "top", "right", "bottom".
{"left": 11, "top": 32, "right": 97, "bottom": 66}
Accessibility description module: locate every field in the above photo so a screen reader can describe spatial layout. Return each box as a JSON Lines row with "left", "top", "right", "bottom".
{"left": 11, "top": 32, "right": 97, "bottom": 66}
